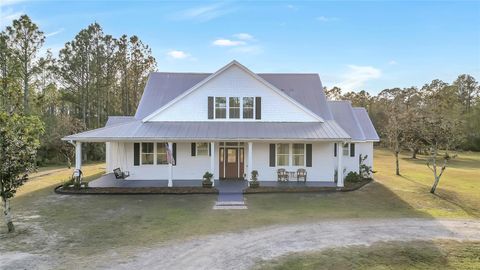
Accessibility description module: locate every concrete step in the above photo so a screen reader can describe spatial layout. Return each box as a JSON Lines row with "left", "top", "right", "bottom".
{"left": 213, "top": 200, "right": 247, "bottom": 210}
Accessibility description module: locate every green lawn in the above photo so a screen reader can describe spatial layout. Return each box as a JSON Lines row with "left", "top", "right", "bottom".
{"left": 254, "top": 240, "right": 480, "bottom": 270}
{"left": 0, "top": 148, "right": 478, "bottom": 265}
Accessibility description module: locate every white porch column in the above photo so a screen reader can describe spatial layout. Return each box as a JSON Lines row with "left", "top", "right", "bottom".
{"left": 247, "top": 142, "right": 253, "bottom": 181}
{"left": 210, "top": 142, "right": 215, "bottom": 187}
{"left": 168, "top": 142, "right": 173, "bottom": 187}
{"left": 75, "top": 141, "right": 82, "bottom": 170}
{"left": 337, "top": 142, "right": 344, "bottom": 187}
{"left": 105, "top": 142, "right": 111, "bottom": 172}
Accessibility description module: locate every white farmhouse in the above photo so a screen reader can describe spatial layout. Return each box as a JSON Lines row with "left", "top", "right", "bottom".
{"left": 63, "top": 60, "right": 379, "bottom": 187}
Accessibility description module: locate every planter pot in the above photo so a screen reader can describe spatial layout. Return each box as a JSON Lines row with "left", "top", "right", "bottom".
{"left": 202, "top": 181, "right": 213, "bottom": 188}
{"left": 249, "top": 181, "right": 260, "bottom": 188}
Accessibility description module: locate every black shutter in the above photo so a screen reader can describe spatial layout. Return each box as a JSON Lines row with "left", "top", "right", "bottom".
{"left": 134, "top": 143, "right": 140, "bottom": 166}
{"left": 350, "top": 143, "right": 355, "bottom": 157}
{"left": 334, "top": 143, "right": 337, "bottom": 157}
{"left": 269, "top": 144, "right": 275, "bottom": 167}
{"left": 173, "top": 143, "right": 177, "bottom": 166}
{"left": 208, "top": 96, "right": 214, "bottom": 119}
{"left": 306, "top": 144, "right": 312, "bottom": 167}
{"left": 255, "top": 97, "right": 261, "bottom": 120}
{"left": 191, "top": 143, "right": 196, "bottom": 156}
{"left": 208, "top": 143, "right": 211, "bottom": 156}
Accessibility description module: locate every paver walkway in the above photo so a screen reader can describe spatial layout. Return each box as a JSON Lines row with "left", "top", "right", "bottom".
{"left": 214, "top": 180, "right": 248, "bottom": 209}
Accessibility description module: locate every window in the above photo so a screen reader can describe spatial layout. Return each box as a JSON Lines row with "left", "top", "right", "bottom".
{"left": 243, "top": 97, "right": 254, "bottom": 119}
{"left": 196, "top": 142, "right": 209, "bottom": 156}
{"left": 276, "top": 144, "right": 290, "bottom": 166}
{"left": 215, "top": 97, "right": 226, "bottom": 119}
{"left": 292, "top": 144, "right": 305, "bottom": 166}
{"left": 157, "top": 143, "right": 168, "bottom": 165}
{"left": 343, "top": 143, "right": 349, "bottom": 156}
{"left": 229, "top": 97, "right": 240, "bottom": 118}
{"left": 141, "top": 143, "right": 154, "bottom": 165}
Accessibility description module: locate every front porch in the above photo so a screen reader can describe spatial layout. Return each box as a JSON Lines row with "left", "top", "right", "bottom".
{"left": 89, "top": 173, "right": 337, "bottom": 188}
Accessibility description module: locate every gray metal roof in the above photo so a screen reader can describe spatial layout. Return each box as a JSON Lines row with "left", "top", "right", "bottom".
{"left": 105, "top": 116, "right": 136, "bottom": 127}
{"left": 327, "top": 101, "right": 366, "bottom": 141}
{"left": 63, "top": 120, "right": 350, "bottom": 142}
{"left": 134, "top": 72, "right": 333, "bottom": 120}
{"left": 353, "top": 108, "right": 380, "bottom": 141}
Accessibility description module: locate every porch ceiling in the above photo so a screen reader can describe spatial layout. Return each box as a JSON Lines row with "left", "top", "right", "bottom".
{"left": 62, "top": 120, "right": 351, "bottom": 143}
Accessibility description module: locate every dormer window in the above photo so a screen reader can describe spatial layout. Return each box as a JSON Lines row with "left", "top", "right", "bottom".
{"left": 215, "top": 97, "right": 226, "bottom": 118}
{"left": 229, "top": 97, "right": 240, "bottom": 118}
{"left": 243, "top": 97, "right": 254, "bottom": 119}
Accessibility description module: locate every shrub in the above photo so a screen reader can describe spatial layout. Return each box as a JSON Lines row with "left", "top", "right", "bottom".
{"left": 345, "top": 171, "right": 362, "bottom": 183}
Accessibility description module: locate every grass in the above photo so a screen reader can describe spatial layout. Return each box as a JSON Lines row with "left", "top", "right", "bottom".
{"left": 254, "top": 240, "right": 480, "bottom": 270}
{"left": 374, "top": 148, "right": 480, "bottom": 218}
{"left": 0, "top": 148, "right": 478, "bottom": 266}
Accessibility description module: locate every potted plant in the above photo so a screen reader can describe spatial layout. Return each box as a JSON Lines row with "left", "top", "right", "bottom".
{"left": 202, "top": 171, "right": 214, "bottom": 188}
{"left": 249, "top": 170, "right": 259, "bottom": 188}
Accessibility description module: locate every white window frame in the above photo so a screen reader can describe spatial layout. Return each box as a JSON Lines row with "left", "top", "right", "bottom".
{"left": 211, "top": 96, "right": 257, "bottom": 120}
{"left": 292, "top": 143, "right": 306, "bottom": 166}
{"left": 156, "top": 142, "right": 168, "bottom": 165}
{"left": 140, "top": 142, "right": 154, "bottom": 165}
{"left": 214, "top": 97, "right": 227, "bottom": 119}
{"left": 229, "top": 97, "right": 241, "bottom": 119}
{"left": 343, "top": 143, "right": 349, "bottom": 156}
{"left": 276, "top": 143, "right": 290, "bottom": 166}
{"left": 196, "top": 142, "right": 209, "bottom": 156}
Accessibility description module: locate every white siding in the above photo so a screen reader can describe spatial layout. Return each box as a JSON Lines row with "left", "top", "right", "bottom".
{"left": 148, "top": 65, "right": 319, "bottom": 122}
{"left": 106, "top": 141, "right": 374, "bottom": 182}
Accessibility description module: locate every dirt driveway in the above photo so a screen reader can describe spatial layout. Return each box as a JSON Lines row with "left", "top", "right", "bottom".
{"left": 103, "top": 218, "right": 480, "bottom": 270}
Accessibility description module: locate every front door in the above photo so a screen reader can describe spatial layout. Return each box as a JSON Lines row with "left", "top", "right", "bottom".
{"left": 225, "top": 148, "right": 238, "bottom": 179}
{"left": 219, "top": 147, "right": 244, "bottom": 179}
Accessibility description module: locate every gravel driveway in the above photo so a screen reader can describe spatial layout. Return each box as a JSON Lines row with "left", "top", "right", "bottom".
{"left": 108, "top": 218, "right": 480, "bottom": 270}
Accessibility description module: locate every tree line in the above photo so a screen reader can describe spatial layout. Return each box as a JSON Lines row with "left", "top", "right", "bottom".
{"left": 0, "top": 15, "right": 157, "bottom": 165}
{"left": 324, "top": 74, "right": 479, "bottom": 193}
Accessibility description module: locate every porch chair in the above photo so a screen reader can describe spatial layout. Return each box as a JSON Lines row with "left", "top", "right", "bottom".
{"left": 277, "top": 168, "right": 289, "bottom": 182}
{"left": 113, "top": 168, "right": 130, "bottom": 179}
{"left": 297, "top": 168, "right": 307, "bottom": 182}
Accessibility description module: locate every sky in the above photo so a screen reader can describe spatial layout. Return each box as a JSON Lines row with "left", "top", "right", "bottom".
{"left": 1, "top": 0, "right": 479, "bottom": 94}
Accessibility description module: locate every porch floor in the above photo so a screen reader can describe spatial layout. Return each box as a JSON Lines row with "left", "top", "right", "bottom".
{"left": 88, "top": 174, "right": 337, "bottom": 188}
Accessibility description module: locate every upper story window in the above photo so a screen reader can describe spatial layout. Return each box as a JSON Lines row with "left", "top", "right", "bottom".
{"left": 243, "top": 97, "right": 254, "bottom": 119}
{"left": 141, "top": 142, "right": 154, "bottom": 165}
{"left": 229, "top": 97, "right": 240, "bottom": 118}
{"left": 209, "top": 96, "right": 260, "bottom": 120}
{"left": 215, "top": 97, "right": 226, "bottom": 119}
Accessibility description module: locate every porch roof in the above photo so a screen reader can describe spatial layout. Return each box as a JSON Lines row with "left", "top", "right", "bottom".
{"left": 62, "top": 120, "right": 351, "bottom": 142}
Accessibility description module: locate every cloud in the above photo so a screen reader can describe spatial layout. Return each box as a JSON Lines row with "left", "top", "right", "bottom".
{"left": 316, "top": 16, "right": 339, "bottom": 22}
{"left": 0, "top": 8, "right": 23, "bottom": 28}
{"left": 45, "top": 28, "right": 64, "bottom": 38}
{"left": 232, "top": 33, "right": 254, "bottom": 41}
{"left": 388, "top": 60, "right": 398, "bottom": 65}
{"left": 172, "top": 3, "right": 235, "bottom": 22}
{"left": 336, "top": 65, "right": 382, "bottom": 91}
{"left": 166, "top": 50, "right": 190, "bottom": 59}
{"left": 0, "top": 0, "right": 26, "bottom": 8}
{"left": 212, "top": 39, "right": 246, "bottom": 47}
{"left": 286, "top": 4, "right": 298, "bottom": 10}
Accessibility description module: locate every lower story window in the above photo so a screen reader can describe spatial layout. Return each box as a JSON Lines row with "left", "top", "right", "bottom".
{"left": 292, "top": 144, "right": 305, "bottom": 166}
{"left": 196, "top": 142, "right": 209, "bottom": 156}
{"left": 157, "top": 143, "right": 168, "bottom": 165}
{"left": 343, "top": 143, "right": 349, "bottom": 156}
{"left": 276, "top": 143, "right": 289, "bottom": 166}
{"left": 141, "top": 142, "right": 154, "bottom": 165}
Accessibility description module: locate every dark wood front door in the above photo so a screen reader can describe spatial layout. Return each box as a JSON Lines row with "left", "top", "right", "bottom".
{"left": 225, "top": 148, "right": 238, "bottom": 179}
{"left": 219, "top": 147, "right": 244, "bottom": 179}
